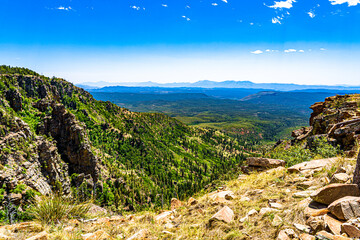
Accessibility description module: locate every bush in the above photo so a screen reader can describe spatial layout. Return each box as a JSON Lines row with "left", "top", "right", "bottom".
{"left": 30, "top": 194, "right": 91, "bottom": 225}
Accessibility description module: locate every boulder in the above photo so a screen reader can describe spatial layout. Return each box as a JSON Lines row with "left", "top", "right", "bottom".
{"left": 328, "top": 196, "right": 360, "bottom": 220}
{"left": 209, "top": 206, "right": 234, "bottom": 224}
{"left": 324, "top": 214, "right": 343, "bottom": 235}
{"left": 246, "top": 157, "right": 285, "bottom": 168}
{"left": 269, "top": 202, "right": 284, "bottom": 209}
{"left": 288, "top": 158, "right": 337, "bottom": 173}
{"left": 310, "top": 184, "right": 360, "bottom": 205}
{"left": 341, "top": 223, "right": 360, "bottom": 238}
{"left": 330, "top": 173, "right": 350, "bottom": 184}
{"left": 171, "top": 198, "right": 182, "bottom": 210}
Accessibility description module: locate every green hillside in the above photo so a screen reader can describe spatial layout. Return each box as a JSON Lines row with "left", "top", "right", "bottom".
{"left": 0, "top": 65, "right": 245, "bottom": 212}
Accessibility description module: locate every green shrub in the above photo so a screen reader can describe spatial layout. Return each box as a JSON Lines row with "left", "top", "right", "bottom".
{"left": 12, "top": 184, "right": 27, "bottom": 194}
{"left": 30, "top": 194, "right": 91, "bottom": 225}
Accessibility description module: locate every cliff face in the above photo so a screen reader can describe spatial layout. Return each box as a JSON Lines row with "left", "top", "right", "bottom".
{"left": 0, "top": 66, "right": 245, "bottom": 210}
{"left": 292, "top": 94, "right": 360, "bottom": 155}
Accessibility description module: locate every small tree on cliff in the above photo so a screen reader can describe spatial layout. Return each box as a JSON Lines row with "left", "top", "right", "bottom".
{"left": 354, "top": 152, "right": 360, "bottom": 187}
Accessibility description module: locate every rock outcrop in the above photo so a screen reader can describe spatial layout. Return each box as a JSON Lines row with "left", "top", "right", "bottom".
{"left": 292, "top": 95, "right": 360, "bottom": 155}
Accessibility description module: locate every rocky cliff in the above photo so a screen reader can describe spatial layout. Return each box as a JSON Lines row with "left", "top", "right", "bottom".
{"left": 291, "top": 94, "right": 360, "bottom": 156}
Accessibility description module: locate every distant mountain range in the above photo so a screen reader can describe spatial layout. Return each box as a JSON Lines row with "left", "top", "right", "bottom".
{"left": 77, "top": 80, "right": 360, "bottom": 91}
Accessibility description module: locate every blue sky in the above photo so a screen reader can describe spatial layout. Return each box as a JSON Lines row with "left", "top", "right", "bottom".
{"left": 1, "top": 0, "right": 360, "bottom": 85}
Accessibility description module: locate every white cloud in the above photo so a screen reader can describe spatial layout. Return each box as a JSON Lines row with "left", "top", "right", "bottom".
{"left": 250, "top": 22, "right": 254, "bottom": 25}
{"left": 251, "top": 50, "right": 263, "bottom": 54}
{"left": 222, "top": 0, "right": 228, "bottom": 3}
{"left": 320, "top": 48, "right": 327, "bottom": 51}
{"left": 162, "top": 4, "right": 168, "bottom": 7}
{"left": 268, "top": 0, "right": 296, "bottom": 9}
{"left": 186, "top": 5, "right": 191, "bottom": 9}
{"left": 329, "top": 0, "right": 360, "bottom": 6}
{"left": 272, "top": 17, "right": 282, "bottom": 24}
{"left": 57, "top": 6, "right": 72, "bottom": 11}
{"left": 212, "top": 3, "right": 218, "bottom": 6}
{"left": 307, "top": 11, "right": 316, "bottom": 18}
{"left": 182, "top": 16, "right": 191, "bottom": 21}
{"left": 299, "top": 50, "right": 305, "bottom": 52}
{"left": 284, "top": 49, "right": 297, "bottom": 53}
{"left": 131, "top": 6, "right": 140, "bottom": 10}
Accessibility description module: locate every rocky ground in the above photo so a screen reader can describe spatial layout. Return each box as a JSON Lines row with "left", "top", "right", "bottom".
{"left": 0, "top": 154, "right": 359, "bottom": 240}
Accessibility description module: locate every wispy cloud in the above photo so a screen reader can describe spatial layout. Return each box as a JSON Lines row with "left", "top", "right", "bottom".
{"left": 57, "top": 6, "right": 72, "bottom": 11}
{"left": 284, "top": 49, "right": 297, "bottom": 53}
{"left": 212, "top": 3, "right": 218, "bottom": 6}
{"left": 329, "top": 0, "right": 360, "bottom": 6}
{"left": 130, "top": 6, "right": 145, "bottom": 11}
{"left": 162, "top": 4, "right": 168, "bottom": 8}
{"left": 307, "top": 11, "right": 316, "bottom": 18}
{"left": 268, "top": 0, "right": 296, "bottom": 9}
{"left": 251, "top": 50, "right": 263, "bottom": 54}
{"left": 272, "top": 17, "right": 282, "bottom": 24}
{"left": 222, "top": 0, "right": 228, "bottom": 3}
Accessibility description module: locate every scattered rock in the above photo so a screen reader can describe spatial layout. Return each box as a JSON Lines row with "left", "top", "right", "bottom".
{"left": 297, "top": 181, "right": 316, "bottom": 190}
{"left": 240, "top": 196, "right": 250, "bottom": 202}
{"left": 316, "top": 230, "right": 334, "bottom": 240}
{"left": 293, "top": 190, "right": 314, "bottom": 198}
{"left": 246, "top": 157, "right": 286, "bottom": 168}
{"left": 171, "top": 198, "right": 182, "bottom": 210}
{"left": 310, "top": 184, "right": 360, "bottom": 205}
{"left": 306, "top": 215, "right": 325, "bottom": 233}
{"left": 87, "top": 204, "right": 108, "bottom": 216}
{"left": 341, "top": 223, "right": 360, "bottom": 238}
{"left": 294, "top": 223, "right": 311, "bottom": 233}
{"left": 247, "top": 209, "right": 258, "bottom": 216}
{"left": 330, "top": 173, "right": 350, "bottom": 184}
{"left": 272, "top": 215, "right": 283, "bottom": 226}
{"left": 324, "top": 214, "right": 343, "bottom": 235}
{"left": 288, "top": 158, "right": 337, "bottom": 174}
{"left": 328, "top": 196, "right": 360, "bottom": 220}
{"left": 209, "top": 206, "right": 234, "bottom": 224}
{"left": 209, "top": 190, "right": 235, "bottom": 201}
{"left": 25, "top": 231, "right": 48, "bottom": 240}
{"left": 127, "top": 229, "right": 149, "bottom": 240}
{"left": 259, "top": 208, "right": 279, "bottom": 216}
{"left": 277, "top": 229, "right": 298, "bottom": 240}
{"left": 270, "top": 202, "right": 284, "bottom": 209}
{"left": 187, "top": 197, "right": 198, "bottom": 206}
{"left": 299, "top": 233, "right": 316, "bottom": 240}
{"left": 155, "top": 211, "right": 173, "bottom": 223}
{"left": 240, "top": 216, "right": 248, "bottom": 223}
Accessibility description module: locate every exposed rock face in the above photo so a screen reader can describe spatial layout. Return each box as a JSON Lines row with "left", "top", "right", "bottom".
{"left": 353, "top": 151, "right": 360, "bottom": 188}
{"left": 292, "top": 95, "right": 360, "bottom": 154}
{"left": 0, "top": 111, "right": 71, "bottom": 202}
{"left": 310, "top": 184, "right": 360, "bottom": 205}
{"left": 40, "top": 103, "right": 100, "bottom": 182}
{"left": 5, "top": 88, "right": 22, "bottom": 111}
